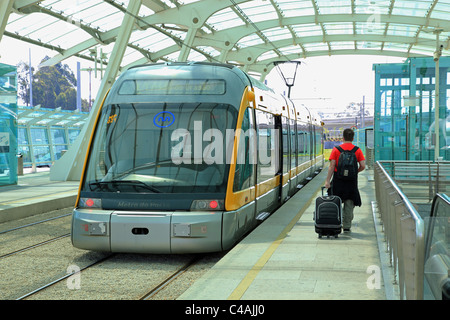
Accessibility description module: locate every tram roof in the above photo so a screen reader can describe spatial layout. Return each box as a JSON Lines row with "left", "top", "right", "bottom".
{"left": 2, "top": 0, "right": 450, "bottom": 78}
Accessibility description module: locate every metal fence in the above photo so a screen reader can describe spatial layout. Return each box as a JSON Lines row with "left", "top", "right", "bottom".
{"left": 374, "top": 161, "right": 425, "bottom": 299}
{"left": 378, "top": 161, "right": 450, "bottom": 203}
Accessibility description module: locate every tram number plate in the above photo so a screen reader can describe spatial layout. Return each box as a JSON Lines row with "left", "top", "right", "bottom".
{"left": 173, "top": 223, "right": 191, "bottom": 237}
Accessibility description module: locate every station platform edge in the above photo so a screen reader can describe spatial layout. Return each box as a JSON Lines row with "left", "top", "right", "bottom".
{"left": 0, "top": 170, "right": 79, "bottom": 223}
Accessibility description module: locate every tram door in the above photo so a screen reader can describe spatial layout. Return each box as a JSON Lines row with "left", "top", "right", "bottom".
{"left": 275, "top": 115, "right": 284, "bottom": 203}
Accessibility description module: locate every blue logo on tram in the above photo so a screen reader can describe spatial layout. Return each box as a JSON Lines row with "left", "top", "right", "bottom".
{"left": 153, "top": 111, "right": 175, "bottom": 128}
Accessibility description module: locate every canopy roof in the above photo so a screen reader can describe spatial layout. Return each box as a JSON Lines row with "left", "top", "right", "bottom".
{"left": 2, "top": 0, "right": 450, "bottom": 78}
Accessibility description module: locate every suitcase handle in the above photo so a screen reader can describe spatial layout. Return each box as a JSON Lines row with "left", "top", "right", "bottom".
{"left": 322, "top": 186, "right": 333, "bottom": 196}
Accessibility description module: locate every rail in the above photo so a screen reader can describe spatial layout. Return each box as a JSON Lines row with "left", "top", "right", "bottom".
{"left": 374, "top": 161, "right": 425, "bottom": 299}
{"left": 377, "top": 161, "right": 450, "bottom": 202}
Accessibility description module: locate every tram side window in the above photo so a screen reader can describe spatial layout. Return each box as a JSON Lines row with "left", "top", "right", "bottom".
{"left": 282, "top": 117, "right": 289, "bottom": 174}
{"left": 233, "top": 108, "right": 256, "bottom": 192}
{"left": 290, "top": 119, "right": 297, "bottom": 170}
{"left": 316, "top": 125, "right": 323, "bottom": 156}
{"left": 256, "top": 110, "right": 279, "bottom": 184}
{"left": 296, "top": 122, "right": 307, "bottom": 164}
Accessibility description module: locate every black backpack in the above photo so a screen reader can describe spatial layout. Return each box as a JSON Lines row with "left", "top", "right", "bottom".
{"left": 335, "top": 146, "right": 359, "bottom": 180}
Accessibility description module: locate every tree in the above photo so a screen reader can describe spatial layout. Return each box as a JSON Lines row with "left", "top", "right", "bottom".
{"left": 17, "top": 56, "right": 82, "bottom": 110}
{"left": 17, "top": 61, "right": 33, "bottom": 106}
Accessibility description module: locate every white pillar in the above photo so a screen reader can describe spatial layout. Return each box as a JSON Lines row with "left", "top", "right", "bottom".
{"left": 0, "top": 0, "right": 14, "bottom": 43}
{"left": 178, "top": 27, "right": 197, "bottom": 62}
{"left": 50, "top": 0, "right": 142, "bottom": 181}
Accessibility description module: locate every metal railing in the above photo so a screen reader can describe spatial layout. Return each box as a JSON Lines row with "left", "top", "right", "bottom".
{"left": 378, "top": 161, "right": 450, "bottom": 202}
{"left": 374, "top": 161, "right": 425, "bottom": 299}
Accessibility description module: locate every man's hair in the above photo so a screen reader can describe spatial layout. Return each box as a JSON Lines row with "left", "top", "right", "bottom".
{"left": 343, "top": 128, "right": 354, "bottom": 141}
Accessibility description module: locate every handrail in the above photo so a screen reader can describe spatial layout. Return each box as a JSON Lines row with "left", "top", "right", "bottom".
{"left": 423, "top": 193, "right": 450, "bottom": 300}
{"left": 429, "top": 193, "right": 450, "bottom": 219}
{"left": 374, "top": 161, "right": 425, "bottom": 300}
{"left": 378, "top": 160, "right": 450, "bottom": 202}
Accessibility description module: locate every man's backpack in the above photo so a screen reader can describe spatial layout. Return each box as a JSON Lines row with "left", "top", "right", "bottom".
{"left": 335, "top": 146, "right": 359, "bottom": 180}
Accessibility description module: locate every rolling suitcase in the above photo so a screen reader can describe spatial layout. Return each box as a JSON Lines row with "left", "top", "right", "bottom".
{"left": 314, "top": 187, "right": 342, "bottom": 238}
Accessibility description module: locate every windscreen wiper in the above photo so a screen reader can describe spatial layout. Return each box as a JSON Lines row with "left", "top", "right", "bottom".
{"left": 89, "top": 180, "right": 161, "bottom": 193}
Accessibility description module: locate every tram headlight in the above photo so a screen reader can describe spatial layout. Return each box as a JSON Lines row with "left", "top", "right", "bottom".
{"left": 79, "top": 197, "right": 102, "bottom": 209}
{"left": 190, "top": 199, "right": 224, "bottom": 211}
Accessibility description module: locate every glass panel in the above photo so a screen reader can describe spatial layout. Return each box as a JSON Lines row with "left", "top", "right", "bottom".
{"left": 256, "top": 110, "right": 278, "bottom": 183}
{"left": 357, "top": 22, "right": 386, "bottom": 35}
{"left": 206, "top": 8, "right": 245, "bottom": 31}
{"left": 18, "top": 128, "right": 28, "bottom": 145}
{"left": 30, "top": 128, "right": 49, "bottom": 144}
{"left": 18, "top": 146, "right": 31, "bottom": 164}
{"left": 33, "top": 145, "right": 51, "bottom": 163}
{"left": 290, "top": 119, "right": 296, "bottom": 169}
{"left": 53, "top": 145, "right": 68, "bottom": 161}
{"left": 118, "top": 79, "right": 226, "bottom": 95}
{"left": 68, "top": 129, "right": 81, "bottom": 144}
{"left": 238, "top": 0, "right": 278, "bottom": 23}
{"left": 0, "top": 63, "right": 17, "bottom": 185}
{"left": 292, "top": 24, "right": 323, "bottom": 37}
{"left": 392, "top": 0, "right": 431, "bottom": 16}
{"left": 282, "top": 117, "right": 289, "bottom": 174}
{"left": 51, "top": 128, "right": 66, "bottom": 144}
{"left": 238, "top": 34, "right": 265, "bottom": 48}
{"left": 325, "top": 23, "right": 353, "bottom": 35}
{"left": 233, "top": 108, "right": 256, "bottom": 192}
{"left": 82, "top": 103, "right": 238, "bottom": 194}
{"left": 354, "top": 0, "right": 391, "bottom": 14}
{"left": 316, "top": 0, "right": 352, "bottom": 14}
{"left": 297, "top": 123, "right": 309, "bottom": 163}
{"left": 277, "top": 0, "right": 315, "bottom": 17}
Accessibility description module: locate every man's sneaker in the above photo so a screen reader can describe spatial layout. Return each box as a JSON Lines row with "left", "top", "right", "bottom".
{"left": 343, "top": 228, "right": 351, "bottom": 233}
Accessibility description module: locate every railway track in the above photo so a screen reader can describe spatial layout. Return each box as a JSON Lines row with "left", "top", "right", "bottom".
{"left": 139, "top": 256, "right": 201, "bottom": 300}
{"left": 16, "top": 253, "right": 115, "bottom": 300}
{"left": 0, "top": 208, "right": 73, "bottom": 259}
{"left": 1, "top": 208, "right": 224, "bottom": 300}
{"left": 0, "top": 233, "right": 70, "bottom": 260}
{"left": 0, "top": 213, "right": 72, "bottom": 235}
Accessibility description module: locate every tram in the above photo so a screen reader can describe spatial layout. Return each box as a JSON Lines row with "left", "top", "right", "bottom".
{"left": 71, "top": 62, "right": 324, "bottom": 253}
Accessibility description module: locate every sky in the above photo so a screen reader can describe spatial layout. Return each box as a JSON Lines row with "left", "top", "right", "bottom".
{"left": 0, "top": 35, "right": 405, "bottom": 114}
{"left": 265, "top": 54, "right": 405, "bottom": 114}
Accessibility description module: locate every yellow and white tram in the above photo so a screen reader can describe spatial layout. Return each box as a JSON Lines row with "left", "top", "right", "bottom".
{"left": 71, "top": 62, "right": 323, "bottom": 253}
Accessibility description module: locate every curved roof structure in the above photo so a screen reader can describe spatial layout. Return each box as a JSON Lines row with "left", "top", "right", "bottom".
{"left": 1, "top": 0, "right": 449, "bottom": 79}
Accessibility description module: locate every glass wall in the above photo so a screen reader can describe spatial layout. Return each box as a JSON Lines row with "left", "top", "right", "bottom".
{"left": 373, "top": 57, "right": 450, "bottom": 161}
{"left": 17, "top": 106, "right": 87, "bottom": 168}
{"left": 0, "top": 63, "right": 18, "bottom": 186}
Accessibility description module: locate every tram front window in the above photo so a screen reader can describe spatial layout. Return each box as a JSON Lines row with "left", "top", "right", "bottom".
{"left": 83, "top": 103, "right": 238, "bottom": 194}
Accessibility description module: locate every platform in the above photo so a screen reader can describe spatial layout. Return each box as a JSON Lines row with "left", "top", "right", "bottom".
{"left": 0, "top": 171, "right": 79, "bottom": 223}
{"left": 179, "top": 167, "right": 397, "bottom": 300}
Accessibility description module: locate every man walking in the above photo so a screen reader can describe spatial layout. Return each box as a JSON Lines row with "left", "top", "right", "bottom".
{"left": 324, "top": 128, "right": 366, "bottom": 232}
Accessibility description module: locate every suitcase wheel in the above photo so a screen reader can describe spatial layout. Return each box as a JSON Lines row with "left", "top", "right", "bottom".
{"left": 318, "top": 233, "right": 339, "bottom": 239}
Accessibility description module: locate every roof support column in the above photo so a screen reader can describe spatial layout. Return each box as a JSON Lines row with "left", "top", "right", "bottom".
{"left": 218, "top": 49, "right": 229, "bottom": 63}
{"left": 178, "top": 27, "right": 197, "bottom": 62}
{"left": 0, "top": 0, "right": 14, "bottom": 43}
{"left": 50, "top": 0, "right": 142, "bottom": 181}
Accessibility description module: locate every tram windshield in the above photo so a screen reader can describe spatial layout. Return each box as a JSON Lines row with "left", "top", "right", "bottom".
{"left": 82, "top": 102, "right": 238, "bottom": 194}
